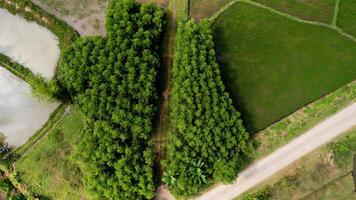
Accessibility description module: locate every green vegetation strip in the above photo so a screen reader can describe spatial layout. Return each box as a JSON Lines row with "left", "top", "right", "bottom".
{"left": 214, "top": 2, "right": 356, "bottom": 132}
{"left": 0, "top": 53, "right": 57, "bottom": 99}
{"left": 331, "top": 0, "right": 340, "bottom": 27}
{"left": 14, "top": 104, "right": 67, "bottom": 158}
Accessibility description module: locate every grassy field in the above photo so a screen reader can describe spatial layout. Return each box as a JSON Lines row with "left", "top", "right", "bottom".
{"left": 254, "top": 0, "right": 336, "bottom": 23}
{"left": 338, "top": 0, "right": 356, "bottom": 37}
{"left": 15, "top": 107, "right": 86, "bottom": 200}
{"left": 214, "top": 2, "right": 356, "bottom": 132}
{"left": 253, "top": 80, "right": 356, "bottom": 159}
{"left": 189, "top": 0, "right": 335, "bottom": 22}
{"left": 239, "top": 128, "right": 356, "bottom": 200}
{"left": 189, "top": 0, "right": 232, "bottom": 19}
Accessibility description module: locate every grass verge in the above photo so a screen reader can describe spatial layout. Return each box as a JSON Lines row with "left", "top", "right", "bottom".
{"left": 239, "top": 128, "right": 356, "bottom": 200}
{"left": 14, "top": 106, "right": 86, "bottom": 200}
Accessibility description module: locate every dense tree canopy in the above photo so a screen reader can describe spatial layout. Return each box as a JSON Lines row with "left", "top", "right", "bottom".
{"left": 58, "top": 0, "right": 164, "bottom": 199}
{"left": 163, "top": 19, "right": 252, "bottom": 196}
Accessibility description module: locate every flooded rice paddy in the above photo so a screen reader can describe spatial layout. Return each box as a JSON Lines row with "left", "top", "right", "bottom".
{"left": 0, "top": 66, "right": 58, "bottom": 146}
{"left": 0, "top": 8, "right": 60, "bottom": 79}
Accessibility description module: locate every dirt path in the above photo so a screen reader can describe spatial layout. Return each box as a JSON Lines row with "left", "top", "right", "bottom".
{"left": 153, "top": 0, "right": 176, "bottom": 183}
{"left": 195, "top": 102, "right": 356, "bottom": 200}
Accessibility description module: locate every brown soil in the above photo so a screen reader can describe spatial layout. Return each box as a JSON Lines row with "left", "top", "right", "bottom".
{"left": 0, "top": 192, "right": 5, "bottom": 200}
{"left": 31, "top": 0, "right": 108, "bottom": 36}
{"left": 152, "top": 1, "right": 177, "bottom": 200}
{"left": 155, "top": 185, "right": 175, "bottom": 200}
{"left": 153, "top": 0, "right": 176, "bottom": 184}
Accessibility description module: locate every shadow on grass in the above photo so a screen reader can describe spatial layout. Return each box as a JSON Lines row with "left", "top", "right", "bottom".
{"left": 213, "top": 27, "right": 259, "bottom": 134}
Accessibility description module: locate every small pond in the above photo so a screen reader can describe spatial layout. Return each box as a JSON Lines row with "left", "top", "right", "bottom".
{"left": 0, "top": 66, "right": 58, "bottom": 146}
{"left": 0, "top": 8, "right": 60, "bottom": 79}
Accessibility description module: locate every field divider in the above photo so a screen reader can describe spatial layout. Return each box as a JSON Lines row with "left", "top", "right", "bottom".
{"left": 331, "top": 0, "right": 340, "bottom": 27}
{"left": 16, "top": 105, "right": 70, "bottom": 161}
{"left": 12, "top": 104, "right": 69, "bottom": 161}
{"left": 0, "top": 58, "right": 26, "bottom": 80}
{"left": 209, "top": 0, "right": 238, "bottom": 22}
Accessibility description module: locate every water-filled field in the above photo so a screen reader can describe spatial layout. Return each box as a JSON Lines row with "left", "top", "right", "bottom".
{"left": 0, "top": 8, "right": 60, "bottom": 79}
{"left": 0, "top": 66, "right": 58, "bottom": 146}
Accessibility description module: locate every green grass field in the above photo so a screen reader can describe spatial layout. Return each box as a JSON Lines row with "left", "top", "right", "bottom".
{"left": 189, "top": 0, "right": 335, "bottom": 22}
{"left": 15, "top": 107, "right": 86, "bottom": 200}
{"left": 214, "top": 2, "right": 356, "bottom": 132}
{"left": 254, "top": 0, "right": 336, "bottom": 23}
{"left": 240, "top": 128, "right": 356, "bottom": 200}
{"left": 338, "top": 0, "right": 356, "bottom": 37}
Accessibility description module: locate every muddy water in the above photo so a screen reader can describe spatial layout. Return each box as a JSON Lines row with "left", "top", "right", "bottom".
{"left": 0, "top": 8, "right": 60, "bottom": 79}
{"left": 0, "top": 66, "right": 58, "bottom": 146}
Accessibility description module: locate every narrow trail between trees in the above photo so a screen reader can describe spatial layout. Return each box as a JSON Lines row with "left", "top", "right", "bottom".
{"left": 153, "top": 1, "right": 177, "bottom": 199}
{"left": 153, "top": 0, "right": 176, "bottom": 195}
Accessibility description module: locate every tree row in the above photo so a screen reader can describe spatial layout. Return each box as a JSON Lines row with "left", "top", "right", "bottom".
{"left": 163, "top": 19, "right": 252, "bottom": 196}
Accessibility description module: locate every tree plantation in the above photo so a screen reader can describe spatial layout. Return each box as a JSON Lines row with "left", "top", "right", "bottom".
{"left": 58, "top": 0, "right": 164, "bottom": 199}
{"left": 163, "top": 19, "right": 252, "bottom": 196}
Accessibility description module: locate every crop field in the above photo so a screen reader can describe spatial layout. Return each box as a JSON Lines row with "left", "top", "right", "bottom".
{"left": 239, "top": 128, "right": 356, "bottom": 200}
{"left": 15, "top": 107, "right": 86, "bottom": 200}
{"left": 190, "top": 0, "right": 336, "bottom": 22}
{"left": 254, "top": 0, "right": 335, "bottom": 23}
{"left": 338, "top": 0, "right": 356, "bottom": 37}
{"left": 213, "top": 2, "right": 356, "bottom": 132}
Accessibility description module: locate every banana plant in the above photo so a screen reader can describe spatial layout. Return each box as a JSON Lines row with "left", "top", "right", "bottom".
{"left": 188, "top": 160, "right": 207, "bottom": 186}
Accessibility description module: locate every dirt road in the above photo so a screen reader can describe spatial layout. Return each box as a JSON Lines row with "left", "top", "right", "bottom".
{"left": 195, "top": 102, "right": 356, "bottom": 200}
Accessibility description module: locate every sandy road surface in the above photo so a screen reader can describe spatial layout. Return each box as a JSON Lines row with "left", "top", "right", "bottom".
{"left": 195, "top": 102, "right": 356, "bottom": 200}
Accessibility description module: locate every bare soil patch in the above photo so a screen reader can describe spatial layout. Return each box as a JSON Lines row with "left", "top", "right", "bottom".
{"left": 31, "top": 0, "right": 108, "bottom": 36}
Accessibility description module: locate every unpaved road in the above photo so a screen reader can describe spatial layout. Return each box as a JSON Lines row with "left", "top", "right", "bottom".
{"left": 195, "top": 102, "right": 356, "bottom": 200}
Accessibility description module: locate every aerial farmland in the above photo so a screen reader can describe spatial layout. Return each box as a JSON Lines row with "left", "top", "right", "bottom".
{"left": 0, "top": 0, "right": 355, "bottom": 200}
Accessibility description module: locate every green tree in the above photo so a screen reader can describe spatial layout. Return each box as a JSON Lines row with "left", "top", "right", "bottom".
{"left": 58, "top": 0, "right": 164, "bottom": 199}
{"left": 164, "top": 19, "right": 253, "bottom": 196}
